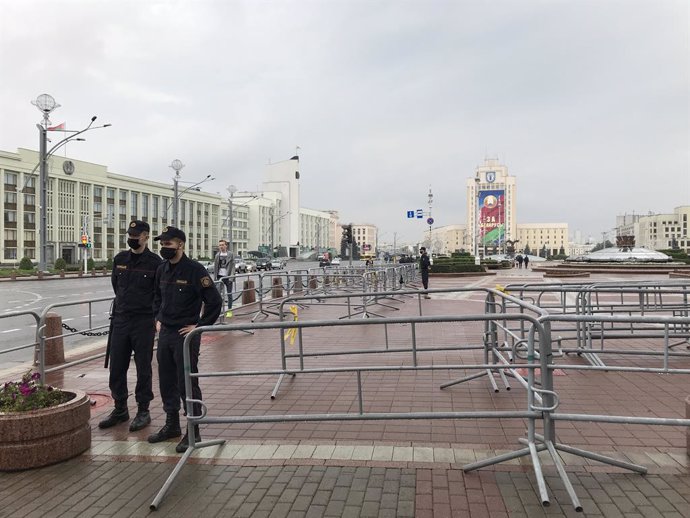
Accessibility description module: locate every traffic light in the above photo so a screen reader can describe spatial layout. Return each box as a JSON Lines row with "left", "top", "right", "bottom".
{"left": 81, "top": 234, "right": 88, "bottom": 245}
{"left": 87, "top": 238, "right": 92, "bottom": 249}
{"left": 341, "top": 224, "right": 353, "bottom": 244}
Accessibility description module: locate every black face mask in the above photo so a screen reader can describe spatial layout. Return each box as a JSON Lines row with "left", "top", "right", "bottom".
{"left": 127, "top": 238, "right": 141, "bottom": 250}
{"left": 160, "top": 247, "right": 177, "bottom": 260}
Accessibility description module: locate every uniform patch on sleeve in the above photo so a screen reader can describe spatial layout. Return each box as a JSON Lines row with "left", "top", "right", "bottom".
{"left": 117, "top": 265, "right": 127, "bottom": 270}
{"left": 201, "top": 276, "right": 213, "bottom": 288}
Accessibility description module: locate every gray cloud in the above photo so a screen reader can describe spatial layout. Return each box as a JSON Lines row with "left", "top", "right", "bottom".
{"left": 1, "top": 0, "right": 687, "bottom": 243}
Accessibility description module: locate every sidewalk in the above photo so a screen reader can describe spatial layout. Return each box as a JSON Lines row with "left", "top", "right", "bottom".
{"left": 1, "top": 268, "right": 688, "bottom": 517}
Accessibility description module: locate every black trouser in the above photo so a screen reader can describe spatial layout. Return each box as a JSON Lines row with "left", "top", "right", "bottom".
{"left": 220, "top": 277, "right": 233, "bottom": 308}
{"left": 108, "top": 315, "right": 155, "bottom": 406}
{"left": 157, "top": 324, "right": 202, "bottom": 416}
{"left": 421, "top": 270, "right": 429, "bottom": 290}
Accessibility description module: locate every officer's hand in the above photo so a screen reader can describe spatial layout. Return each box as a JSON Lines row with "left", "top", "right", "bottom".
{"left": 179, "top": 324, "right": 197, "bottom": 336}
{"left": 155, "top": 321, "right": 161, "bottom": 333}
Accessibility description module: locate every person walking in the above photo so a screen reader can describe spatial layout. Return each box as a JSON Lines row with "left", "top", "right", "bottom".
{"left": 419, "top": 247, "right": 431, "bottom": 299}
{"left": 516, "top": 254, "right": 523, "bottom": 269}
{"left": 523, "top": 254, "right": 530, "bottom": 269}
{"left": 213, "top": 239, "right": 235, "bottom": 315}
{"left": 99, "top": 220, "right": 162, "bottom": 432}
{"left": 147, "top": 227, "right": 222, "bottom": 453}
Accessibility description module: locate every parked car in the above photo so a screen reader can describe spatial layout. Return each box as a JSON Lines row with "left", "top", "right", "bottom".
{"left": 331, "top": 257, "right": 341, "bottom": 266}
{"left": 234, "top": 257, "right": 247, "bottom": 273}
{"left": 319, "top": 258, "right": 331, "bottom": 267}
{"left": 270, "top": 258, "right": 285, "bottom": 269}
{"left": 255, "top": 257, "right": 272, "bottom": 271}
{"left": 244, "top": 259, "right": 257, "bottom": 273}
{"left": 200, "top": 260, "right": 214, "bottom": 274}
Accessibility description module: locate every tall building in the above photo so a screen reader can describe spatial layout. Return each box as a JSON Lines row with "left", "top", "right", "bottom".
{"left": 429, "top": 224, "right": 468, "bottom": 255}
{"left": 466, "top": 158, "right": 517, "bottom": 256}
{"left": 0, "top": 148, "right": 222, "bottom": 266}
{"left": 262, "top": 156, "right": 301, "bottom": 258}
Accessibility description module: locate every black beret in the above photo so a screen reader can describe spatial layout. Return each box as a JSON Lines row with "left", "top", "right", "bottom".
{"left": 127, "top": 220, "right": 150, "bottom": 235}
{"left": 154, "top": 226, "right": 186, "bottom": 243}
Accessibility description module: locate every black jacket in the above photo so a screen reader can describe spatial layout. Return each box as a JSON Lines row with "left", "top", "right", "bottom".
{"left": 419, "top": 254, "right": 431, "bottom": 271}
{"left": 111, "top": 248, "right": 163, "bottom": 317}
{"left": 153, "top": 254, "right": 222, "bottom": 328}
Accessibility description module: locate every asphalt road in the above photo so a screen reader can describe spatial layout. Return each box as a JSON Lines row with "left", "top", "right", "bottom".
{"left": 0, "top": 259, "right": 341, "bottom": 368}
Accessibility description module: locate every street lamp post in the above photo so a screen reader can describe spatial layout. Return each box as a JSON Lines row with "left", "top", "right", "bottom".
{"left": 32, "top": 94, "right": 111, "bottom": 271}
{"left": 474, "top": 176, "right": 481, "bottom": 264}
{"left": 267, "top": 211, "right": 291, "bottom": 258}
{"left": 170, "top": 159, "right": 184, "bottom": 227}
{"left": 227, "top": 185, "right": 237, "bottom": 257}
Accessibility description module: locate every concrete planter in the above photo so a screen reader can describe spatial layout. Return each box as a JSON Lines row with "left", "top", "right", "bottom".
{"left": 0, "top": 389, "right": 91, "bottom": 471}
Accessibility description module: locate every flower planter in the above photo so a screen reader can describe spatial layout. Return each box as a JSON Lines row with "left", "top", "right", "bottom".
{"left": 0, "top": 389, "right": 91, "bottom": 471}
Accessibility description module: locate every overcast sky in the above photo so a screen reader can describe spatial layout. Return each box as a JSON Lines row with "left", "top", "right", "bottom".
{"left": 1, "top": 0, "right": 688, "bottom": 244}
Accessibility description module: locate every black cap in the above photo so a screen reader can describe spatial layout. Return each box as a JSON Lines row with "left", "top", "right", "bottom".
{"left": 127, "top": 220, "right": 150, "bottom": 235}
{"left": 154, "top": 226, "right": 186, "bottom": 243}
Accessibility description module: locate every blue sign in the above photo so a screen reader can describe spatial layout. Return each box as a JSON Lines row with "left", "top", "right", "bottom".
{"left": 406, "top": 210, "right": 414, "bottom": 219}
{"left": 427, "top": 217, "right": 434, "bottom": 225}
{"left": 416, "top": 209, "right": 423, "bottom": 219}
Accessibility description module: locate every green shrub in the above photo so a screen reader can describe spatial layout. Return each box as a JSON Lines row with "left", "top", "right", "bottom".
{"left": 87, "top": 258, "right": 96, "bottom": 271}
{"left": 54, "top": 258, "right": 67, "bottom": 271}
{"left": 105, "top": 257, "right": 113, "bottom": 270}
{"left": 432, "top": 263, "right": 484, "bottom": 273}
{"left": 18, "top": 257, "right": 34, "bottom": 271}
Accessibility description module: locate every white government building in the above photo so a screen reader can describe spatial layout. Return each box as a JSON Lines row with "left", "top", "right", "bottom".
{"left": 0, "top": 148, "right": 338, "bottom": 267}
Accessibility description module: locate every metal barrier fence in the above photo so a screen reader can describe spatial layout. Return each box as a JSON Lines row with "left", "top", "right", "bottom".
{"left": 0, "top": 310, "right": 41, "bottom": 374}
{"left": 150, "top": 301, "right": 549, "bottom": 510}
{"left": 501, "top": 280, "right": 690, "bottom": 367}
{"left": 150, "top": 286, "right": 690, "bottom": 512}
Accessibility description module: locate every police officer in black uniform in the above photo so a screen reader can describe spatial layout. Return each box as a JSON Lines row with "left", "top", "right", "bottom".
{"left": 147, "top": 226, "right": 222, "bottom": 453}
{"left": 99, "top": 220, "right": 162, "bottom": 431}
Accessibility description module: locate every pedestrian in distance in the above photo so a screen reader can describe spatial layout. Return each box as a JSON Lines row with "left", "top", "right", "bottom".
{"left": 148, "top": 226, "right": 222, "bottom": 453}
{"left": 523, "top": 254, "right": 530, "bottom": 268}
{"left": 516, "top": 254, "right": 523, "bottom": 269}
{"left": 213, "top": 239, "right": 235, "bottom": 316}
{"left": 419, "top": 247, "right": 431, "bottom": 299}
{"left": 99, "top": 220, "right": 162, "bottom": 432}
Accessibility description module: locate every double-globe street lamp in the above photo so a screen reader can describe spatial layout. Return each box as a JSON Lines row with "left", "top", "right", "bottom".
{"left": 32, "top": 94, "right": 111, "bottom": 272}
{"left": 168, "top": 159, "right": 214, "bottom": 228}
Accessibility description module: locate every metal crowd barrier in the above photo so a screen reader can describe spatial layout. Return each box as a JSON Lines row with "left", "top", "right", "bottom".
{"left": 0, "top": 310, "right": 41, "bottom": 374}
{"left": 150, "top": 304, "right": 548, "bottom": 511}
{"left": 501, "top": 280, "right": 690, "bottom": 367}
{"left": 35, "top": 297, "right": 114, "bottom": 382}
{"left": 150, "top": 287, "right": 690, "bottom": 513}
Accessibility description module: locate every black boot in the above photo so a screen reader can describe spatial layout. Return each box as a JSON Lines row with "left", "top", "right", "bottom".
{"left": 175, "top": 425, "right": 201, "bottom": 453}
{"left": 147, "top": 412, "right": 181, "bottom": 443}
{"left": 129, "top": 404, "right": 151, "bottom": 432}
{"left": 98, "top": 401, "right": 129, "bottom": 429}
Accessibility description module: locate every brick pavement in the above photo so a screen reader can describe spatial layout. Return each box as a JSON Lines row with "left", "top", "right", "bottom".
{"left": 1, "top": 267, "right": 689, "bottom": 517}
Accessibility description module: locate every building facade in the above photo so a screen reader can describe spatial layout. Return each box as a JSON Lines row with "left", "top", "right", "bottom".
{"left": 1, "top": 148, "right": 223, "bottom": 266}
{"left": 428, "top": 224, "right": 468, "bottom": 255}
{"left": 617, "top": 206, "right": 690, "bottom": 252}
{"left": 515, "top": 223, "right": 569, "bottom": 256}
{"left": 352, "top": 223, "right": 378, "bottom": 256}
{"left": 466, "top": 158, "right": 517, "bottom": 256}
{"left": 299, "top": 208, "right": 333, "bottom": 253}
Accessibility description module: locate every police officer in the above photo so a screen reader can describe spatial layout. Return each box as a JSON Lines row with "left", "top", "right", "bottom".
{"left": 419, "top": 247, "right": 431, "bottom": 299}
{"left": 148, "top": 226, "right": 222, "bottom": 453}
{"left": 99, "top": 220, "right": 162, "bottom": 432}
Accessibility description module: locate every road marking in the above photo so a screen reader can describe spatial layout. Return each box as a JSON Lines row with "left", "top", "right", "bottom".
{"left": 1, "top": 328, "right": 20, "bottom": 334}
{"left": 63, "top": 318, "right": 74, "bottom": 322}
{"left": 7, "top": 300, "right": 19, "bottom": 303}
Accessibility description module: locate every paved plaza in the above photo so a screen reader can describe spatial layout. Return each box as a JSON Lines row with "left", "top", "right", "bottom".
{"left": 1, "top": 267, "right": 689, "bottom": 517}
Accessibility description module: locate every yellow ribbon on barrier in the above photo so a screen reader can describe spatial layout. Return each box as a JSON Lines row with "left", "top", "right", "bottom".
{"left": 495, "top": 284, "right": 510, "bottom": 295}
{"left": 283, "top": 305, "right": 299, "bottom": 346}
